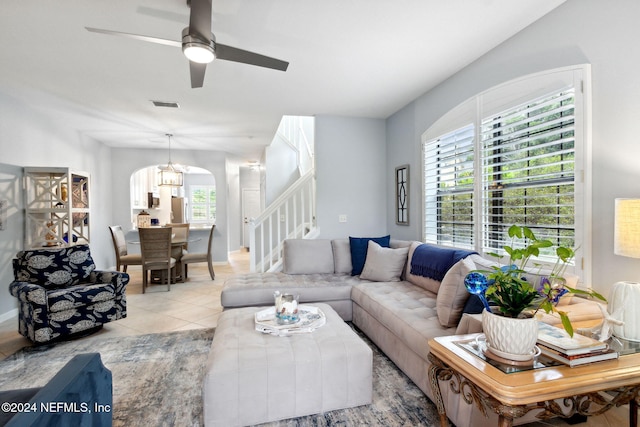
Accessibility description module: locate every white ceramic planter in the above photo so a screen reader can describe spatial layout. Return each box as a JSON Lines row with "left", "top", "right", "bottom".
{"left": 482, "top": 309, "right": 539, "bottom": 357}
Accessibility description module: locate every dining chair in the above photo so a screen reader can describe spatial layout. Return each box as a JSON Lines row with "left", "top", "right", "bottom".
{"left": 139, "top": 227, "right": 176, "bottom": 292}
{"left": 181, "top": 225, "right": 215, "bottom": 280}
{"left": 165, "top": 222, "right": 190, "bottom": 254}
{"left": 108, "top": 225, "right": 142, "bottom": 272}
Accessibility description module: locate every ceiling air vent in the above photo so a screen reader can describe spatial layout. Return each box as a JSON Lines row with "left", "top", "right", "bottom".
{"left": 151, "top": 100, "right": 180, "bottom": 108}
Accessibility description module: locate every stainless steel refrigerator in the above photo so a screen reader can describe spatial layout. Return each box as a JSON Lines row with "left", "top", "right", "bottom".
{"left": 171, "top": 197, "right": 187, "bottom": 223}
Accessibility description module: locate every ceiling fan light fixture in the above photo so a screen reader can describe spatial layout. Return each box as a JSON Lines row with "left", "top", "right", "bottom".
{"left": 182, "top": 30, "right": 215, "bottom": 64}
{"left": 183, "top": 43, "right": 214, "bottom": 63}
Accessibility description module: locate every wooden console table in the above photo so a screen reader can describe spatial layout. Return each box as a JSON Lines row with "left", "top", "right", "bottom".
{"left": 428, "top": 334, "right": 640, "bottom": 427}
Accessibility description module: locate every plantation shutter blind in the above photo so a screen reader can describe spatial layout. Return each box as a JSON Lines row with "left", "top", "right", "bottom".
{"left": 424, "top": 123, "right": 475, "bottom": 249}
{"left": 480, "top": 88, "right": 576, "bottom": 257}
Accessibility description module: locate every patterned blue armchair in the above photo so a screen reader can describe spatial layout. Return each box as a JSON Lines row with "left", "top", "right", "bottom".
{"left": 9, "top": 244, "right": 128, "bottom": 343}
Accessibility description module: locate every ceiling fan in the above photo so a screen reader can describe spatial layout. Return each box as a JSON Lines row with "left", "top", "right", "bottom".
{"left": 86, "top": 0, "right": 289, "bottom": 88}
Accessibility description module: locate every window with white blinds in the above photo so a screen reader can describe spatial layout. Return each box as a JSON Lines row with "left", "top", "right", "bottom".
{"left": 481, "top": 89, "right": 575, "bottom": 259}
{"left": 423, "top": 86, "right": 580, "bottom": 263}
{"left": 424, "top": 124, "right": 475, "bottom": 249}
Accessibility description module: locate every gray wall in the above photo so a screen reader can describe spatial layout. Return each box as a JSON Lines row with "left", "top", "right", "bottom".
{"left": 0, "top": 89, "right": 113, "bottom": 320}
{"left": 386, "top": 0, "right": 640, "bottom": 295}
{"left": 0, "top": 164, "right": 24, "bottom": 319}
{"left": 315, "top": 116, "right": 387, "bottom": 239}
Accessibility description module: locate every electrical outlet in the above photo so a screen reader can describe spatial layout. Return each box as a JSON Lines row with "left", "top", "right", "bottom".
{"left": 280, "top": 214, "right": 285, "bottom": 222}
{"left": 339, "top": 214, "right": 347, "bottom": 223}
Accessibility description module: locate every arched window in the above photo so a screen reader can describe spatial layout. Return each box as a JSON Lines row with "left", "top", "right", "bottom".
{"left": 422, "top": 65, "right": 591, "bottom": 281}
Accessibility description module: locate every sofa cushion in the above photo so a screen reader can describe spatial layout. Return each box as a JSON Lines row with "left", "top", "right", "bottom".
{"left": 351, "top": 281, "right": 455, "bottom": 361}
{"left": 283, "top": 239, "right": 335, "bottom": 274}
{"left": 349, "top": 235, "right": 390, "bottom": 276}
{"left": 405, "top": 242, "right": 441, "bottom": 294}
{"left": 436, "top": 256, "right": 475, "bottom": 328}
{"left": 13, "top": 244, "right": 96, "bottom": 289}
{"left": 360, "top": 241, "right": 409, "bottom": 282}
{"left": 331, "top": 239, "right": 353, "bottom": 274}
{"left": 221, "top": 272, "right": 360, "bottom": 307}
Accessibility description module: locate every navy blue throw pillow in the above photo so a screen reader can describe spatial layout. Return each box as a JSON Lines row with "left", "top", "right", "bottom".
{"left": 462, "top": 294, "right": 486, "bottom": 315}
{"left": 349, "top": 235, "right": 391, "bottom": 276}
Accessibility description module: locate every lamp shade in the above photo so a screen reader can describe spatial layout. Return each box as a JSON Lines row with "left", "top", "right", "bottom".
{"left": 614, "top": 198, "right": 640, "bottom": 258}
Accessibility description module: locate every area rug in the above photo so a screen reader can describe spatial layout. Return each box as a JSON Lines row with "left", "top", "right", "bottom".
{"left": 0, "top": 326, "right": 440, "bottom": 426}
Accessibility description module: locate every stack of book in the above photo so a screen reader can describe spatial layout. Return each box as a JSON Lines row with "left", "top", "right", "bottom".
{"left": 537, "top": 322, "right": 618, "bottom": 367}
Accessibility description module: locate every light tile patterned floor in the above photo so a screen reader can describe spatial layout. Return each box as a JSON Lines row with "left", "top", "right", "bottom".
{"left": 0, "top": 250, "right": 627, "bottom": 425}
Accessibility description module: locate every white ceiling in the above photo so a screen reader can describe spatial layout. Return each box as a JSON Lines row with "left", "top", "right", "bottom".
{"left": 1, "top": 0, "right": 566, "bottom": 161}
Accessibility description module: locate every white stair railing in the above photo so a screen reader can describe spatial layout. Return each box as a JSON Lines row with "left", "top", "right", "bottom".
{"left": 249, "top": 170, "right": 317, "bottom": 273}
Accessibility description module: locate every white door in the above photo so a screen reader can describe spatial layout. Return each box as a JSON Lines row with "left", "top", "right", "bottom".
{"left": 242, "top": 189, "right": 261, "bottom": 249}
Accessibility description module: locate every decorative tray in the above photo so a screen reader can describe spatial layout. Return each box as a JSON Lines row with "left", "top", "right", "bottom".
{"left": 255, "top": 305, "right": 326, "bottom": 336}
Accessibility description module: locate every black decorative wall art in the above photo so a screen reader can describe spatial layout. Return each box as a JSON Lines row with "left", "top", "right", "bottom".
{"left": 395, "top": 165, "right": 409, "bottom": 225}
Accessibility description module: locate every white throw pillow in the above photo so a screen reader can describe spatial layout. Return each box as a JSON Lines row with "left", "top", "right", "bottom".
{"left": 283, "top": 239, "right": 335, "bottom": 274}
{"left": 360, "top": 240, "right": 409, "bottom": 282}
{"left": 436, "top": 256, "right": 475, "bottom": 328}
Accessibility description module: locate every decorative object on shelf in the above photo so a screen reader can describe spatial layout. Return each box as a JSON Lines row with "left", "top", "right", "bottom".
{"left": 395, "top": 164, "right": 409, "bottom": 225}
{"left": 158, "top": 133, "right": 184, "bottom": 187}
{"left": 24, "top": 167, "right": 91, "bottom": 248}
{"left": 137, "top": 210, "right": 151, "bottom": 228}
{"left": 45, "top": 220, "right": 58, "bottom": 246}
{"left": 274, "top": 291, "right": 299, "bottom": 325}
{"left": 577, "top": 303, "right": 623, "bottom": 342}
{"left": 464, "top": 225, "right": 606, "bottom": 359}
{"left": 463, "top": 272, "right": 492, "bottom": 312}
{"left": 611, "top": 198, "right": 640, "bottom": 341}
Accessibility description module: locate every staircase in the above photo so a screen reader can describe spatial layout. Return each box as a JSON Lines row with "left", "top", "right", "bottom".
{"left": 249, "top": 116, "right": 316, "bottom": 273}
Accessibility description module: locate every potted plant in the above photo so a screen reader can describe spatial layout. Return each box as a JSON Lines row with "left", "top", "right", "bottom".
{"left": 464, "top": 225, "right": 606, "bottom": 358}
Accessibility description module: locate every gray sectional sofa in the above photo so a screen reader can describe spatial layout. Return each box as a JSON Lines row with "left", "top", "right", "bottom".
{"left": 221, "top": 237, "right": 603, "bottom": 427}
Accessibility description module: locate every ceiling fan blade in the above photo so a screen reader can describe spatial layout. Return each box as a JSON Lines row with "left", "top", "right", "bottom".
{"left": 189, "top": 62, "right": 207, "bottom": 88}
{"left": 189, "top": 0, "right": 213, "bottom": 40}
{"left": 216, "top": 44, "right": 289, "bottom": 72}
{"left": 85, "top": 27, "right": 181, "bottom": 48}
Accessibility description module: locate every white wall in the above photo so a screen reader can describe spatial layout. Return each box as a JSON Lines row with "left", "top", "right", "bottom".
{"left": 385, "top": 0, "right": 640, "bottom": 295}
{"left": 315, "top": 116, "right": 387, "bottom": 239}
{"left": 264, "top": 134, "right": 299, "bottom": 206}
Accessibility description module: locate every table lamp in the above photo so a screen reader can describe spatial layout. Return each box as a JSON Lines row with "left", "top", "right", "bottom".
{"left": 611, "top": 198, "right": 640, "bottom": 341}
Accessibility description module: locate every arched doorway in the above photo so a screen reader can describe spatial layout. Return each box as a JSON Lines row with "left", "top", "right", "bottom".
{"left": 130, "top": 165, "right": 215, "bottom": 227}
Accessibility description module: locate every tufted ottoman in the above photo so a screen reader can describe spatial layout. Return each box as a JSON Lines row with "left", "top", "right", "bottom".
{"left": 202, "top": 303, "right": 373, "bottom": 426}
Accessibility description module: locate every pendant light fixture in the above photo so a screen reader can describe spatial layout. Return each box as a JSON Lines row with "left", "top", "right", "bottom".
{"left": 158, "top": 133, "right": 184, "bottom": 187}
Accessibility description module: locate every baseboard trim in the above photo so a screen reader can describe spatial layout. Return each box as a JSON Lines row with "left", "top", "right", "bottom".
{"left": 0, "top": 308, "right": 18, "bottom": 323}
